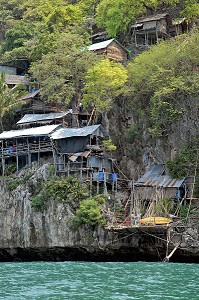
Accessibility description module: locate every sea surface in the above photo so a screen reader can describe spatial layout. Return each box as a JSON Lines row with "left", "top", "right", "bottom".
{"left": 0, "top": 261, "right": 198, "bottom": 299}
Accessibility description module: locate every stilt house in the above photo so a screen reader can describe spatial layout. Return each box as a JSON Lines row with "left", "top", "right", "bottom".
{"left": 0, "top": 123, "right": 117, "bottom": 185}
{"left": 50, "top": 124, "right": 114, "bottom": 180}
{"left": 134, "top": 164, "right": 187, "bottom": 202}
{"left": 0, "top": 124, "right": 61, "bottom": 174}
{"left": 131, "top": 13, "right": 172, "bottom": 47}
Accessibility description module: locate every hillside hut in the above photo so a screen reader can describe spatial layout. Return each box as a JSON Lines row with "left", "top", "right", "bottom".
{"left": 19, "top": 89, "right": 64, "bottom": 114}
{"left": 88, "top": 39, "right": 127, "bottom": 62}
{"left": 51, "top": 124, "right": 113, "bottom": 180}
{"left": 134, "top": 164, "right": 187, "bottom": 202}
{"left": 0, "top": 65, "right": 29, "bottom": 87}
{"left": 131, "top": 13, "right": 172, "bottom": 47}
{"left": 0, "top": 124, "right": 60, "bottom": 174}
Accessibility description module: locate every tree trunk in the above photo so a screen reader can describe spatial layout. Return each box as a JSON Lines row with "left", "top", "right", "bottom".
{"left": 0, "top": 118, "right": 3, "bottom": 132}
{"left": 103, "top": 111, "right": 109, "bottom": 134}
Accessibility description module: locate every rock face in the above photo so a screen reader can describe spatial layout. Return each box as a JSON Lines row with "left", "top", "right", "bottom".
{"left": 110, "top": 95, "right": 199, "bottom": 179}
{"left": 0, "top": 163, "right": 199, "bottom": 262}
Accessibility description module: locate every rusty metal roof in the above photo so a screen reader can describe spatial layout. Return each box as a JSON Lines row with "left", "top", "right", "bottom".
{"left": 135, "top": 164, "right": 185, "bottom": 188}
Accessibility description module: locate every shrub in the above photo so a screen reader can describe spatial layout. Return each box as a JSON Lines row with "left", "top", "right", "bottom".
{"left": 31, "top": 194, "right": 47, "bottom": 212}
{"left": 72, "top": 194, "right": 107, "bottom": 228}
{"left": 4, "top": 163, "right": 16, "bottom": 176}
{"left": 125, "top": 124, "right": 140, "bottom": 143}
{"left": 102, "top": 139, "right": 117, "bottom": 151}
{"left": 43, "top": 175, "right": 88, "bottom": 203}
{"left": 6, "top": 178, "right": 22, "bottom": 191}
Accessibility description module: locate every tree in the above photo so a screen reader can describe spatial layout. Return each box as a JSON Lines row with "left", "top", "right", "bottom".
{"left": 30, "top": 32, "right": 100, "bottom": 107}
{"left": 83, "top": 58, "right": 128, "bottom": 131}
{"left": 95, "top": 0, "right": 199, "bottom": 37}
{"left": 0, "top": 72, "right": 25, "bottom": 131}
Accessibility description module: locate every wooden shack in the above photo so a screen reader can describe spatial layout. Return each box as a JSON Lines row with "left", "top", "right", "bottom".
{"left": 134, "top": 164, "right": 187, "bottom": 202}
{"left": 131, "top": 13, "right": 172, "bottom": 47}
{"left": 51, "top": 124, "right": 114, "bottom": 181}
{"left": 19, "top": 89, "right": 65, "bottom": 114}
{"left": 88, "top": 38, "right": 127, "bottom": 62}
{"left": 0, "top": 124, "right": 61, "bottom": 175}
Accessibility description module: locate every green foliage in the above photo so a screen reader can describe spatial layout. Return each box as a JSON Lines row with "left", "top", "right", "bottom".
{"left": 102, "top": 139, "right": 116, "bottom": 151}
{"left": 178, "top": 203, "right": 198, "bottom": 221}
{"left": 72, "top": 194, "right": 107, "bottom": 228}
{"left": 155, "top": 197, "right": 174, "bottom": 217}
{"left": 166, "top": 140, "right": 199, "bottom": 179}
{"left": 83, "top": 59, "right": 128, "bottom": 112}
{"left": 4, "top": 163, "right": 16, "bottom": 176}
{"left": 0, "top": 71, "right": 26, "bottom": 131}
{"left": 125, "top": 124, "right": 140, "bottom": 143}
{"left": 47, "top": 165, "right": 56, "bottom": 175}
{"left": 166, "top": 140, "right": 199, "bottom": 197}
{"left": 43, "top": 176, "right": 88, "bottom": 203}
{"left": 95, "top": 0, "right": 198, "bottom": 37}
{"left": 30, "top": 175, "right": 88, "bottom": 211}
{"left": 127, "top": 29, "right": 199, "bottom": 136}
{"left": 30, "top": 33, "right": 99, "bottom": 104}
{"left": 31, "top": 194, "right": 47, "bottom": 212}
{"left": 6, "top": 178, "right": 22, "bottom": 191}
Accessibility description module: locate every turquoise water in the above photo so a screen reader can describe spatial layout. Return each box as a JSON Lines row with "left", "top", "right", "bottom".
{"left": 0, "top": 261, "right": 198, "bottom": 299}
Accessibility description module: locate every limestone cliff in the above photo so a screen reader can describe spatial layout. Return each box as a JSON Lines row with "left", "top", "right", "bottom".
{"left": 0, "top": 163, "right": 199, "bottom": 263}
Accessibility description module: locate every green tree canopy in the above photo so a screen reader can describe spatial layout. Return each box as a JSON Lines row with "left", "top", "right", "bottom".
{"left": 30, "top": 33, "right": 100, "bottom": 106}
{"left": 0, "top": 72, "right": 25, "bottom": 131}
{"left": 127, "top": 28, "right": 199, "bottom": 136}
{"left": 95, "top": 0, "right": 199, "bottom": 37}
{"left": 83, "top": 58, "right": 128, "bottom": 111}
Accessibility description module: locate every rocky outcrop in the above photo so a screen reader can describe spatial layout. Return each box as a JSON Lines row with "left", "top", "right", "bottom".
{"left": 0, "top": 163, "right": 199, "bottom": 262}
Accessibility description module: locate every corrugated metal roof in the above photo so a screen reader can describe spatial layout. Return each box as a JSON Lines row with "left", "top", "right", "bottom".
{"left": 137, "top": 164, "right": 165, "bottom": 183}
{"left": 20, "top": 89, "right": 40, "bottom": 100}
{"left": 135, "top": 164, "right": 185, "bottom": 188}
{"left": 87, "top": 39, "right": 115, "bottom": 51}
{"left": 135, "top": 13, "right": 169, "bottom": 23}
{"left": 17, "top": 112, "right": 68, "bottom": 125}
{"left": 51, "top": 124, "right": 102, "bottom": 140}
{"left": 0, "top": 124, "right": 61, "bottom": 139}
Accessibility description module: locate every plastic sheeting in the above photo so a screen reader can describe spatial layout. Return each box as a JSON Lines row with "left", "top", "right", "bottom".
{"left": 56, "top": 136, "right": 88, "bottom": 153}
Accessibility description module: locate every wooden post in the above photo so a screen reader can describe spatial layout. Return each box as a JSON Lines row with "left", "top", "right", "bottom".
{"left": 52, "top": 149, "right": 56, "bottom": 171}
{"left": 1, "top": 141, "right": 5, "bottom": 176}
{"left": 156, "top": 29, "right": 159, "bottom": 43}
{"left": 104, "top": 172, "right": 107, "bottom": 194}
{"left": 16, "top": 138, "right": 19, "bottom": 172}
{"left": 38, "top": 136, "right": 40, "bottom": 165}
{"left": 80, "top": 158, "right": 83, "bottom": 181}
{"left": 130, "top": 180, "right": 134, "bottom": 225}
{"left": 67, "top": 161, "right": 70, "bottom": 177}
{"left": 27, "top": 138, "right": 31, "bottom": 168}
{"left": 89, "top": 171, "right": 92, "bottom": 197}
{"left": 97, "top": 181, "right": 99, "bottom": 194}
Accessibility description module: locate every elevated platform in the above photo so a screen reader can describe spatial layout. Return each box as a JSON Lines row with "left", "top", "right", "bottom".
{"left": 107, "top": 223, "right": 186, "bottom": 235}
